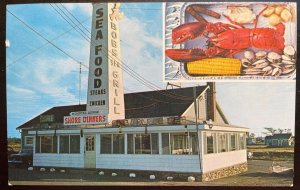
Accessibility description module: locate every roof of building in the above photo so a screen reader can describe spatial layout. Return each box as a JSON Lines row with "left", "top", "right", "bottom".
{"left": 17, "top": 86, "right": 208, "bottom": 129}
{"left": 265, "top": 133, "right": 292, "bottom": 140}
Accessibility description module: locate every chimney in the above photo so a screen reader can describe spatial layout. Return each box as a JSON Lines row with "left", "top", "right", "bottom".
{"left": 206, "top": 82, "right": 216, "bottom": 122}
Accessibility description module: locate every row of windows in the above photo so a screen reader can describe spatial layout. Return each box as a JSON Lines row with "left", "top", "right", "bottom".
{"left": 34, "top": 133, "right": 198, "bottom": 155}
{"left": 34, "top": 132, "right": 246, "bottom": 155}
{"left": 36, "top": 135, "right": 80, "bottom": 154}
{"left": 100, "top": 133, "right": 196, "bottom": 155}
{"left": 203, "top": 132, "right": 246, "bottom": 154}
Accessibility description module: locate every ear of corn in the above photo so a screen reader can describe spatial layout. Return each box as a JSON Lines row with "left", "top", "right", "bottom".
{"left": 186, "top": 58, "right": 241, "bottom": 75}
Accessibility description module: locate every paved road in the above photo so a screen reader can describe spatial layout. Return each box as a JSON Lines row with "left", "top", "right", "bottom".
{"left": 8, "top": 160, "right": 293, "bottom": 186}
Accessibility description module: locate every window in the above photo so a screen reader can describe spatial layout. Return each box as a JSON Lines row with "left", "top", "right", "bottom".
{"left": 59, "top": 135, "right": 80, "bottom": 154}
{"left": 127, "top": 134, "right": 134, "bottom": 154}
{"left": 135, "top": 134, "right": 151, "bottom": 154}
{"left": 35, "top": 136, "right": 57, "bottom": 153}
{"left": 70, "top": 135, "right": 80, "bottom": 153}
{"left": 162, "top": 133, "right": 170, "bottom": 154}
{"left": 60, "top": 136, "right": 69, "bottom": 153}
{"left": 206, "top": 132, "right": 215, "bottom": 154}
{"left": 85, "top": 136, "right": 95, "bottom": 151}
{"left": 127, "top": 133, "right": 159, "bottom": 154}
{"left": 170, "top": 133, "right": 187, "bottom": 154}
{"left": 229, "top": 133, "right": 236, "bottom": 151}
{"left": 162, "top": 132, "right": 198, "bottom": 155}
{"left": 100, "top": 134, "right": 112, "bottom": 154}
{"left": 218, "top": 133, "right": 227, "bottom": 153}
{"left": 25, "top": 136, "right": 34, "bottom": 146}
{"left": 189, "top": 132, "right": 198, "bottom": 155}
{"left": 239, "top": 133, "right": 246, "bottom": 150}
{"left": 100, "top": 134, "right": 124, "bottom": 154}
{"left": 113, "top": 134, "right": 124, "bottom": 154}
{"left": 151, "top": 133, "right": 159, "bottom": 154}
{"left": 35, "top": 136, "right": 40, "bottom": 153}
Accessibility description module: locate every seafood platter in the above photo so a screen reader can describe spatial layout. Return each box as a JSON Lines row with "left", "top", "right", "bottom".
{"left": 164, "top": 2, "right": 297, "bottom": 81}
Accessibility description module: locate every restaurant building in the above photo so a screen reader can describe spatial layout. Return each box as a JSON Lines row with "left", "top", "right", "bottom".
{"left": 16, "top": 3, "right": 248, "bottom": 181}
{"left": 17, "top": 83, "right": 249, "bottom": 181}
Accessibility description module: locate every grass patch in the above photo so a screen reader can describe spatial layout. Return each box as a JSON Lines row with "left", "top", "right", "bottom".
{"left": 247, "top": 145, "right": 294, "bottom": 153}
{"left": 247, "top": 145, "right": 294, "bottom": 161}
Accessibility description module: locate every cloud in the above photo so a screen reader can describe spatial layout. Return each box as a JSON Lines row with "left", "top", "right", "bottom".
{"left": 216, "top": 82, "right": 295, "bottom": 134}
{"left": 64, "top": 3, "right": 93, "bottom": 17}
{"left": 119, "top": 16, "right": 163, "bottom": 92}
{"left": 7, "top": 85, "right": 36, "bottom": 95}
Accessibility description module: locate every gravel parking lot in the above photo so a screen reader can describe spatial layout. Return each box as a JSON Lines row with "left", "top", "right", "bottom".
{"left": 8, "top": 160, "right": 293, "bottom": 186}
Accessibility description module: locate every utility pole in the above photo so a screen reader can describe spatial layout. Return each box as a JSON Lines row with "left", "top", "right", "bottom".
{"left": 79, "top": 62, "right": 81, "bottom": 105}
{"left": 193, "top": 87, "right": 202, "bottom": 177}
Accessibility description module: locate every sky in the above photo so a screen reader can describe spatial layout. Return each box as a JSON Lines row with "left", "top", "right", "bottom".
{"left": 6, "top": 3, "right": 295, "bottom": 138}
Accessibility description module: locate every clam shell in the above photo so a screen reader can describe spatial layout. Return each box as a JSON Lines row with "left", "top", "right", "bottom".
{"left": 243, "top": 71, "right": 263, "bottom": 75}
{"left": 267, "top": 52, "right": 281, "bottom": 63}
{"left": 254, "top": 62, "right": 269, "bottom": 69}
{"left": 243, "top": 67, "right": 264, "bottom": 75}
{"left": 244, "top": 50, "right": 255, "bottom": 61}
{"left": 281, "top": 68, "right": 295, "bottom": 74}
{"left": 276, "top": 69, "right": 282, "bottom": 76}
{"left": 283, "top": 45, "right": 296, "bottom": 58}
{"left": 244, "top": 67, "right": 263, "bottom": 72}
{"left": 282, "top": 54, "right": 292, "bottom": 61}
{"left": 241, "top": 58, "right": 251, "bottom": 67}
{"left": 255, "top": 51, "right": 267, "bottom": 59}
{"left": 264, "top": 69, "right": 273, "bottom": 76}
{"left": 281, "top": 60, "right": 295, "bottom": 65}
{"left": 271, "top": 67, "right": 280, "bottom": 76}
{"left": 252, "top": 59, "right": 267, "bottom": 65}
{"left": 262, "top": 66, "right": 272, "bottom": 72}
{"left": 271, "top": 63, "right": 281, "bottom": 68}
{"left": 283, "top": 65, "right": 295, "bottom": 69}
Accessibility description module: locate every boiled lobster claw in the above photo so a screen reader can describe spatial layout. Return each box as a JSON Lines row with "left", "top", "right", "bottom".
{"left": 166, "top": 22, "right": 209, "bottom": 62}
{"left": 171, "top": 22, "right": 207, "bottom": 44}
{"left": 165, "top": 49, "right": 207, "bottom": 62}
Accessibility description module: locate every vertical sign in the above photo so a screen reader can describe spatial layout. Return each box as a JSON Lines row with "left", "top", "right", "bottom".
{"left": 87, "top": 3, "right": 125, "bottom": 123}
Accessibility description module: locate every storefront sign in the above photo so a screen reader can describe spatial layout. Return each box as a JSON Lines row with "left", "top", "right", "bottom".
{"left": 86, "top": 3, "right": 125, "bottom": 123}
{"left": 40, "top": 114, "right": 54, "bottom": 123}
{"left": 63, "top": 114, "right": 107, "bottom": 126}
{"left": 70, "top": 110, "right": 100, "bottom": 116}
{"left": 112, "top": 116, "right": 186, "bottom": 127}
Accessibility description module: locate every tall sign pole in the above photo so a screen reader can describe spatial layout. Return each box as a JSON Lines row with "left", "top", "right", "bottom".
{"left": 86, "top": 3, "right": 125, "bottom": 123}
{"left": 193, "top": 87, "right": 203, "bottom": 177}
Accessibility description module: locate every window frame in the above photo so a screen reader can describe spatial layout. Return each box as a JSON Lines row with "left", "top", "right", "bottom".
{"left": 112, "top": 134, "right": 125, "bottom": 154}
{"left": 217, "top": 133, "right": 228, "bottom": 153}
{"left": 59, "top": 135, "right": 81, "bottom": 154}
{"left": 127, "top": 133, "right": 159, "bottom": 155}
{"left": 162, "top": 132, "right": 198, "bottom": 155}
{"left": 36, "top": 135, "right": 57, "bottom": 154}
{"left": 100, "top": 134, "right": 112, "bottom": 154}
{"left": 204, "top": 131, "right": 216, "bottom": 154}
{"left": 24, "top": 136, "right": 34, "bottom": 146}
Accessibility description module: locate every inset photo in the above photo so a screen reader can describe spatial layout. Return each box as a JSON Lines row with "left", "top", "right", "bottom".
{"left": 163, "top": 2, "right": 297, "bottom": 81}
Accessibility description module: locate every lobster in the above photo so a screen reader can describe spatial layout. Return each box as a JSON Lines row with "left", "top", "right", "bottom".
{"left": 165, "top": 13, "right": 285, "bottom": 62}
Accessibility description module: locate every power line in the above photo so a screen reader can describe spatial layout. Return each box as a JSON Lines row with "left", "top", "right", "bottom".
{"left": 7, "top": 9, "right": 88, "bottom": 69}
{"left": 8, "top": 5, "right": 194, "bottom": 105}
{"left": 54, "top": 4, "right": 194, "bottom": 101}
{"left": 6, "top": 16, "right": 91, "bottom": 69}
{"left": 50, "top": 4, "right": 91, "bottom": 43}
{"left": 124, "top": 87, "right": 195, "bottom": 105}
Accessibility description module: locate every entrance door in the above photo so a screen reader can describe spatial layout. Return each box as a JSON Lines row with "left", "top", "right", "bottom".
{"left": 84, "top": 135, "right": 96, "bottom": 168}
